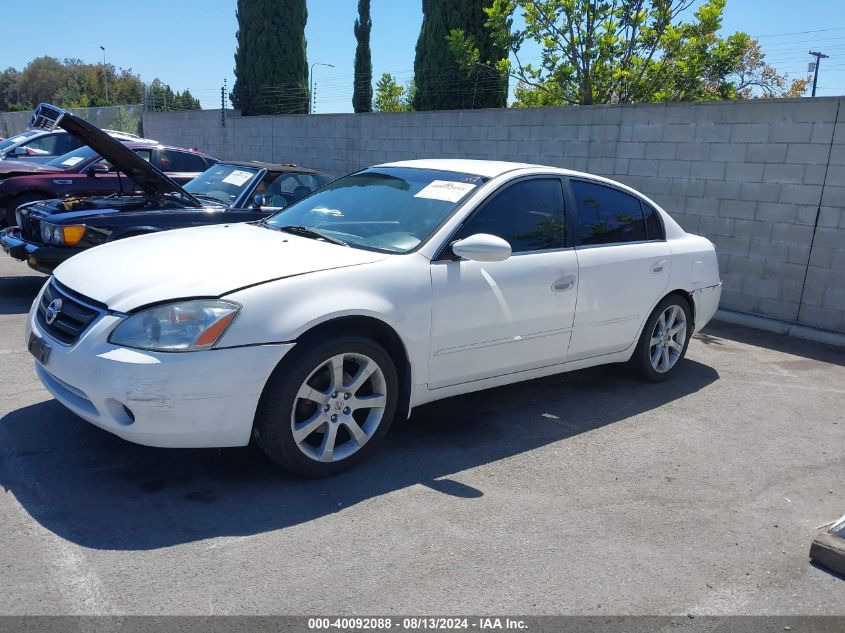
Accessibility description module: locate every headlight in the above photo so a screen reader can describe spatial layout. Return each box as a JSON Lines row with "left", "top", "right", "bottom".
{"left": 108, "top": 300, "right": 241, "bottom": 352}
{"left": 39, "top": 222, "right": 86, "bottom": 245}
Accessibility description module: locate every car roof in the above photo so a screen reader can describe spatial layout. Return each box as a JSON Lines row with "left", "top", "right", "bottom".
{"left": 219, "top": 160, "right": 321, "bottom": 174}
{"left": 377, "top": 158, "right": 543, "bottom": 178}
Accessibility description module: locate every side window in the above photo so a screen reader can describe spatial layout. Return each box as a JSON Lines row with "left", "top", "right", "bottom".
{"left": 452, "top": 178, "right": 566, "bottom": 253}
{"left": 103, "top": 148, "right": 152, "bottom": 171}
{"left": 159, "top": 149, "right": 207, "bottom": 172}
{"left": 641, "top": 202, "right": 665, "bottom": 240}
{"left": 21, "top": 133, "right": 64, "bottom": 156}
{"left": 571, "top": 180, "right": 646, "bottom": 246}
{"left": 265, "top": 173, "right": 319, "bottom": 205}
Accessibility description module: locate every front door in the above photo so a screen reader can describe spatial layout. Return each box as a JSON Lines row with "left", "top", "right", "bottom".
{"left": 428, "top": 177, "right": 578, "bottom": 389}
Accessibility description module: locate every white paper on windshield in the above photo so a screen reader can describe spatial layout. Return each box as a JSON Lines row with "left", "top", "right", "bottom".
{"left": 61, "top": 156, "right": 85, "bottom": 166}
{"left": 222, "top": 169, "right": 253, "bottom": 186}
{"left": 415, "top": 180, "right": 477, "bottom": 203}
{"left": 9, "top": 135, "right": 27, "bottom": 143}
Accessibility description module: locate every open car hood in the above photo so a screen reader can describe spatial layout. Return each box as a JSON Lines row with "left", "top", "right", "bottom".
{"left": 29, "top": 103, "right": 201, "bottom": 206}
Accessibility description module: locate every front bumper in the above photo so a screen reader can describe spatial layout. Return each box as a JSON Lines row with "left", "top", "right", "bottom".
{"left": 27, "top": 290, "right": 293, "bottom": 448}
{"left": 0, "top": 227, "right": 84, "bottom": 273}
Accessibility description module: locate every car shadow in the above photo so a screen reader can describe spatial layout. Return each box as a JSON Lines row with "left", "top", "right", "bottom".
{"left": 0, "top": 274, "right": 45, "bottom": 315}
{"left": 697, "top": 321, "right": 845, "bottom": 368}
{"left": 0, "top": 359, "right": 718, "bottom": 551}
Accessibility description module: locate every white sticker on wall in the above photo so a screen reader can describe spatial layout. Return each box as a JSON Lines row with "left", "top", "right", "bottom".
{"left": 222, "top": 169, "right": 254, "bottom": 186}
{"left": 414, "top": 180, "right": 477, "bottom": 203}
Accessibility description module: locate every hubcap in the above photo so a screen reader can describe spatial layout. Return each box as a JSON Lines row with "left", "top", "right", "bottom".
{"left": 291, "top": 352, "right": 387, "bottom": 462}
{"left": 649, "top": 305, "right": 687, "bottom": 373}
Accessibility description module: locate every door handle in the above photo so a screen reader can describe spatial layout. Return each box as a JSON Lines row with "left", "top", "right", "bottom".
{"left": 552, "top": 274, "right": 576, "bottom": 292}
{"left": 651, "top": 259, "right": 667, "bottom": 273}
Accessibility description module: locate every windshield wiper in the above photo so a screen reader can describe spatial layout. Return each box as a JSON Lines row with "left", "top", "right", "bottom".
{"left": 277, "top": 225, "right": 348, "bottom": 246}
{"left": 185, "top": 192, "right": 228, "bottom": 205}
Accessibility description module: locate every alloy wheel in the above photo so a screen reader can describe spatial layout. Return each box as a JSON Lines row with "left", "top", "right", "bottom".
{"left": 649, "top": 304, "right": 687, "bottom": 373}
{"left": 290, "top": 352, "right": 388, "bottom": 462}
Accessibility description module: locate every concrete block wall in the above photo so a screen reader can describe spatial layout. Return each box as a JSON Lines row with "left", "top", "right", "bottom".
{"left": 143, "top": 98, "right": 845, "bottom": 334}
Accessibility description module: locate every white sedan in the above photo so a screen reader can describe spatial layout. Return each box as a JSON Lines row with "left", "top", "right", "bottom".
{"left": 26, "top": 159, "right": 721, "bottom": 476}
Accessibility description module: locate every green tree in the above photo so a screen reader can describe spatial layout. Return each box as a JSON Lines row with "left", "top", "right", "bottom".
{"left": 18, "top": 57, "right": 66, "bottom": 106}
{"left": 413, "top": 0, "right": 508, "bottom": 110}
{"left": 729, "top": 39, "right": 808, "bottom": 99}
{"left": 373, "top": 73, "right": 412, "bottom": 112}
{"left": 486, "top": 0, "right": 774, "bottom": 105}
{"left": 353, "top": 0, "right": 373, "bottom": 112}
{"left": 0, "top": 68, "right": 22, "bottom": 111}
{"left": 232, "top": 0, "right": 309, "bottom": 115}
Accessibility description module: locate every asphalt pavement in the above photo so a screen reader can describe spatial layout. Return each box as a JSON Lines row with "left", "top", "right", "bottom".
{"left": 1, "top": 255, "right": 843, "bottom": 615}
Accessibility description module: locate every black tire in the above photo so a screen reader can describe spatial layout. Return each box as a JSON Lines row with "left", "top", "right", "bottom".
{"left": 628, "top": 294, "right": 693, "bottom": 382}
{"left": 4, "top": 192, "right": 49, "bottom": 227}
{"left": 254, "top": 335, "right": 399, "bottom": 477}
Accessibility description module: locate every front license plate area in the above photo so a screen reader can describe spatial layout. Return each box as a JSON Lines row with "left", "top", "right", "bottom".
{"left": 28, "top": 333, "right": 51, "bottom": 365}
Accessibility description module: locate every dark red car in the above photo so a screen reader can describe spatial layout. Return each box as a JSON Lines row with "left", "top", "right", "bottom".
{"left": 0, "top": 143, "right": 217, "bottom": 226}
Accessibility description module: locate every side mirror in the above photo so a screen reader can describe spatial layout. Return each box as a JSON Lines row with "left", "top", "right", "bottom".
{"left": 451, "top": 233, "right": 512, "bottom": 262}
{"left": 253, "top": 194, "right": 266, "bottom": 209}
{"left": 11, "top": 146, "right": 28, "bottom": 157}
{"left": 87, "top": 163, "right": 109, "bottom": 177}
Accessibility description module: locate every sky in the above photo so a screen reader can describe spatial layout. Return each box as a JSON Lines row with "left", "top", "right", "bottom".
{"left": 1, "top": 0, "right": 844, "bottom": 112}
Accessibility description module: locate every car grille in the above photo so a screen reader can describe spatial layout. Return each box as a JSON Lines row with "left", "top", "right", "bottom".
{"left": 36, "top": 280, "right": 105, "bottom": 345}
{"left": 18, "top": 206, "right": 44, "bottom": 242}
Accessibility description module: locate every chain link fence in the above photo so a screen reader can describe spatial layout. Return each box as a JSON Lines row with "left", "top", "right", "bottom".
{"left": 0, "top": 104, "right": 145, "bottom": 139}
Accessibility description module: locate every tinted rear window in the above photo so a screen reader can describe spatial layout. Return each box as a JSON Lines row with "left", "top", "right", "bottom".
{"left": 572, "top": 180, "right": 646, "bottom": 245}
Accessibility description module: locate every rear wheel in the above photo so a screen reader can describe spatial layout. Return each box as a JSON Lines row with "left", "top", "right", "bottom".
{"left": 628, "top": 295, "right": 692, "bottom": 382}
{"left": 254, "top": 335, "right": 398, "bottom": 477}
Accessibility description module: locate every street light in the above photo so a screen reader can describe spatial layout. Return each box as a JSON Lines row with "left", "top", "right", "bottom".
{"left": 309, "top": 62, "right": 334, "bottom": 114}
{"left": 100, "top": 45, "right": 108, "bottom": 103}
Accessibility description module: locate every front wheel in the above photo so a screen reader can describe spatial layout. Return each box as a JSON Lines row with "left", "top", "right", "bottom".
{"left": 254, "top": 335, "right": 398, "bottom": 477}
{"left": 628, "top": 295, "right": 692, "bottom": 382}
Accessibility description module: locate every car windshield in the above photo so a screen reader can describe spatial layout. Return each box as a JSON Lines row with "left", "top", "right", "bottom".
{"left": 183, "top": 163, "right": 262, "bottom": 205}
{"left": 46, "top": 145, "right": 99, "bottom": 169}
{"left": 262, "top": 167, "right": 487, "bottom": 253}
{"left": 0, "top": 130, "right": 40, "bottom": 153}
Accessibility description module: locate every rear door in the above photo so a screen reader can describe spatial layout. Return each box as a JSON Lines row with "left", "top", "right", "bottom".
{"left": 428, "top": 176, "right": 578, "bottom": 388}
{"left": 567, "top": 178, "right": 671, "bottom": 360}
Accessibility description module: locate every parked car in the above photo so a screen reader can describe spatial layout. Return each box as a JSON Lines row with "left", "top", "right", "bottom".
{"left": 0, "top": 126, "right": 148, "bottom": 163}
{"left": 24, "top": 158, "right": 722, "bottom": 476}
{"left": 0, "top": 142, "right": 218, "bottom": 227}
{"left": 1, "top": 105, "right": 329, "bottom": 273}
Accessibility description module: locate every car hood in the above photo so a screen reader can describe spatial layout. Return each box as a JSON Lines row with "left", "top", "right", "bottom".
{"left": 53, "top": 223, "right": 389, "bottom": 312}
{"left": 0, "top": 159, "right": 62, "bottom": 177}
{"left": 29, "top": 103, "right": 200, "bottom": 205}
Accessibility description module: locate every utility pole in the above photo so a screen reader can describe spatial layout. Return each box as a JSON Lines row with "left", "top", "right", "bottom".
{"left": 809, "top": 51, "right": 829, "bottom": 97}
{"left": 100, "top": 46, "right": 108, "bottom": 103}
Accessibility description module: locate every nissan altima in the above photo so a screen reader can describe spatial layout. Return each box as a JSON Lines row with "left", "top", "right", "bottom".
{"left": 26, "top": 159, "right": 721, "bottom": 476}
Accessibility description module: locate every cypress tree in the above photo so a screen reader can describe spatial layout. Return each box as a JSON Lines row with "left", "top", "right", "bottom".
{"left": 232, "top": 0, "right": 309, "bottom": 115}
{"left": 353, "top": 0, "right": 373, "bottom": 113}
{"left": 413, "top": 0, "right": 507, "bottom": 111}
